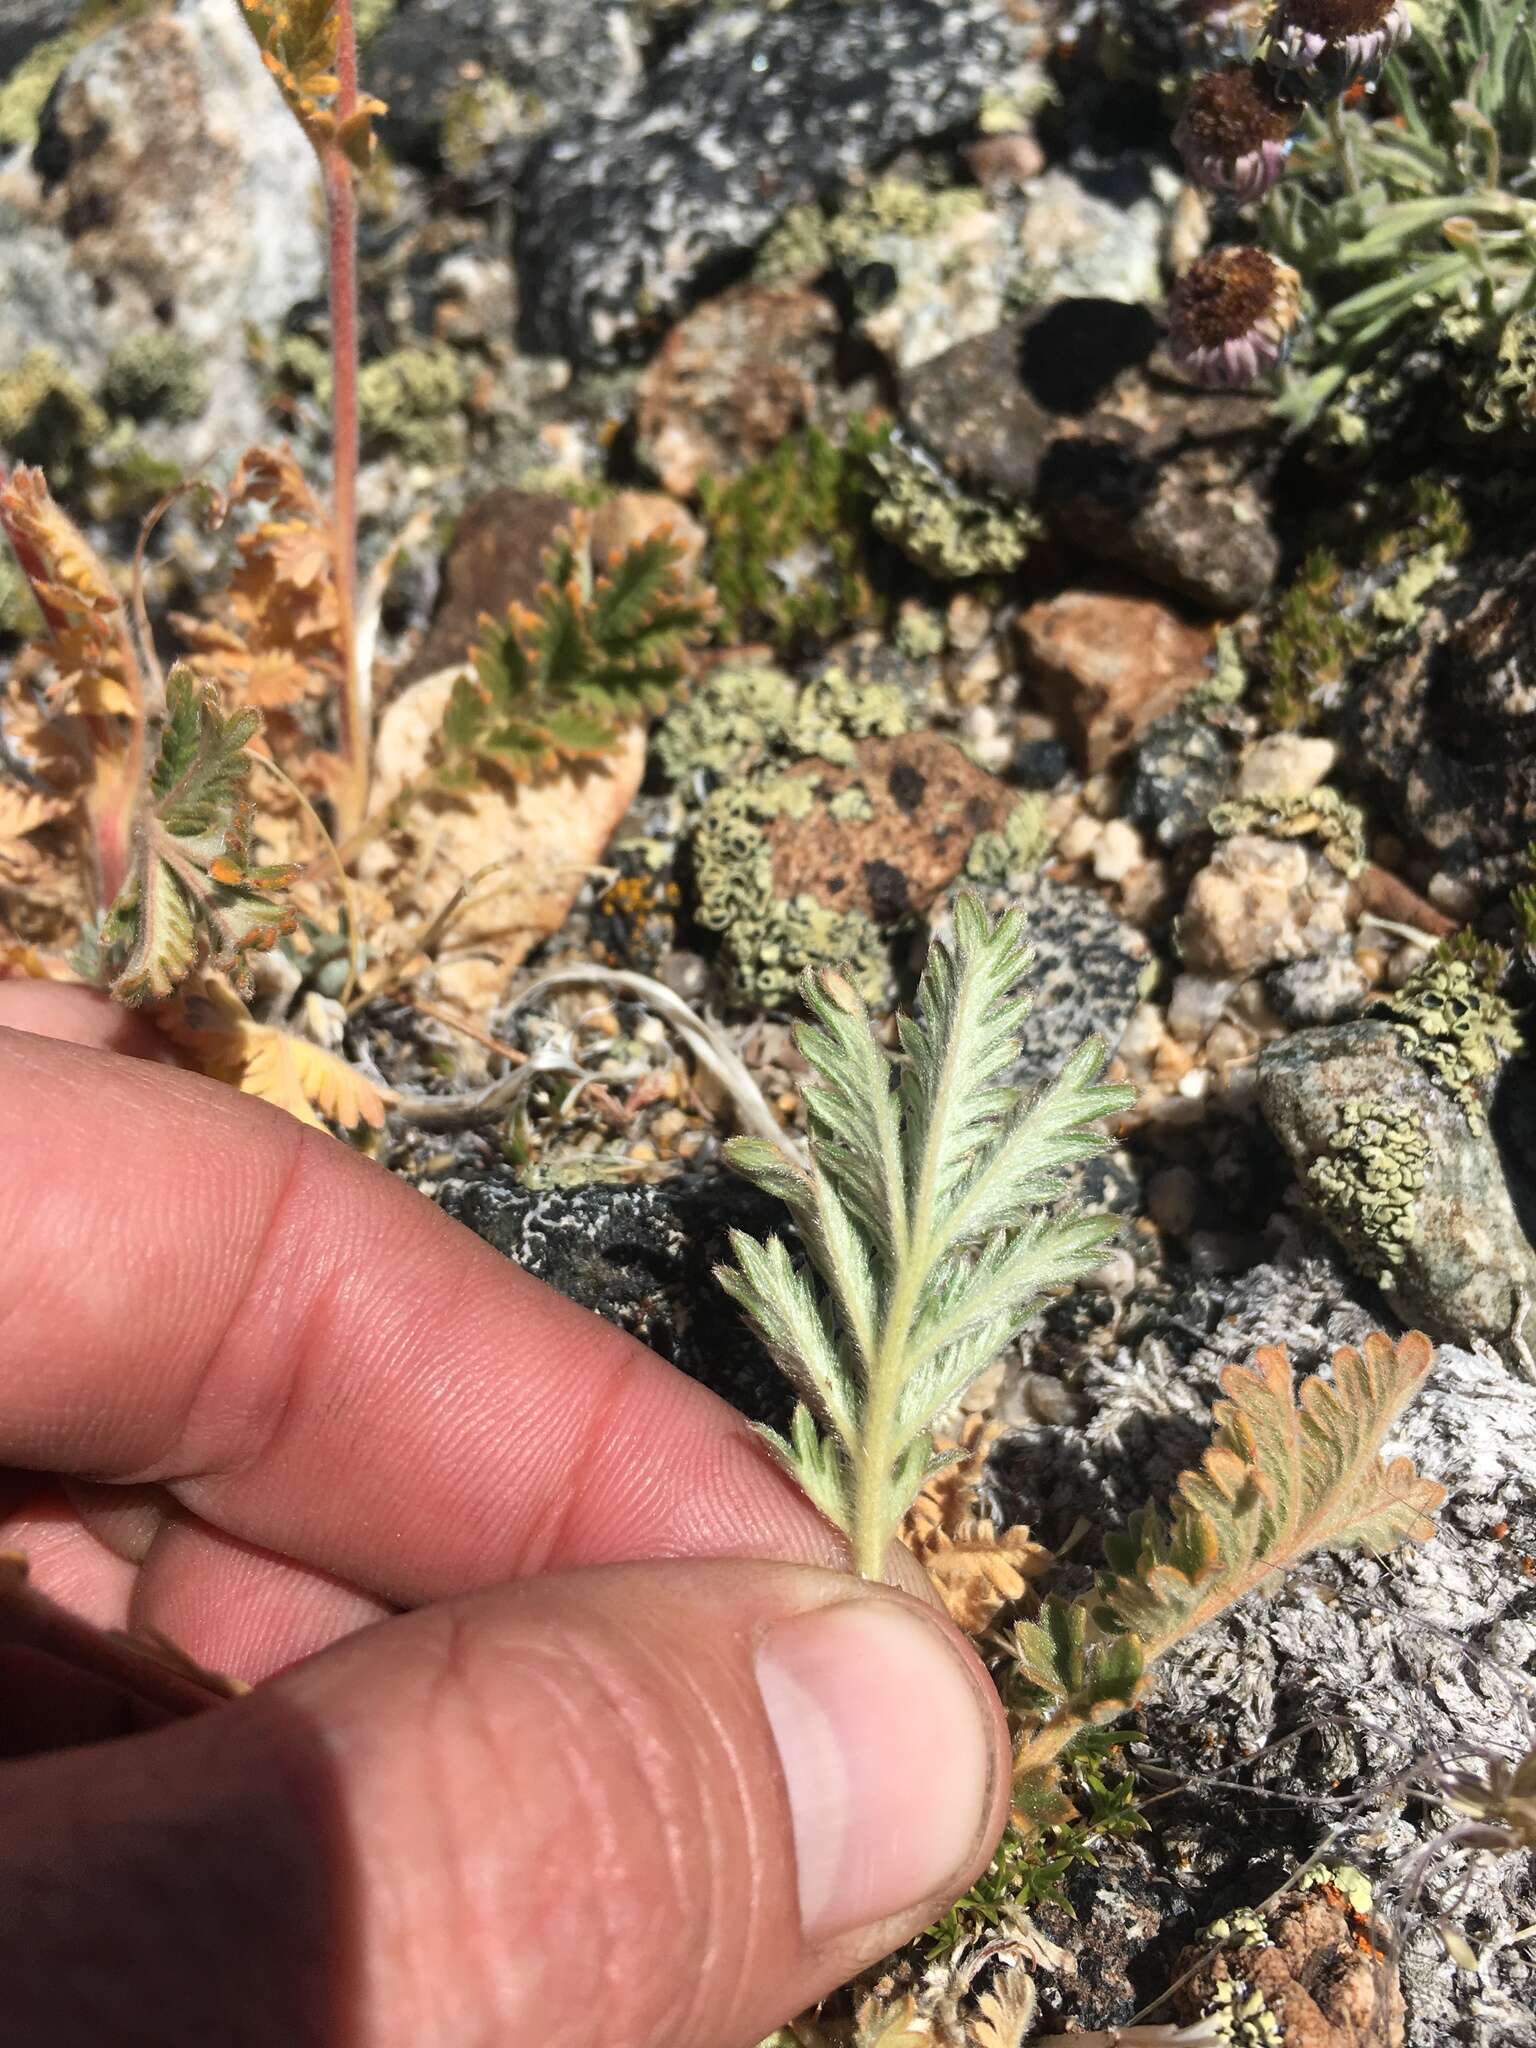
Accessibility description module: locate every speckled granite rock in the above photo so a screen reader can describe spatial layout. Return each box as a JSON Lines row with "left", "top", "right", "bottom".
{"left": 1122, "top": 702, "right": 1238, "bottom": 851}
{"left": 366, "top": 0, "right": 642, "bottom": 170}
{"left": 935, "top": 872, "right": 1150, "bottom": 1090}
{"left": 514, "top": 0, "right": 1022, "bottom": 363}
{"left": 431, "top": 1171, "right": 790, "bottom": 1427}
{"left": 1346, "top": 525, "right": 1536, "bottom": 895}
{"left": 2, "top": 0, "right": 323, "bottom": 464}
{"left": 1258, "top": 1019, "right": 1536, "bottom": 1358}
{"left": 993, "top": 1244, "right": 1536, "bottom": 2046}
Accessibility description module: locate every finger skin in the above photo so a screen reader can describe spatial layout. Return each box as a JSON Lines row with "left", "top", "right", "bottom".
{"left": 0, "top": 1026, "right": 842, "bottom": 1603}
{"left": 0, "top": 1560, "right": 1010, "bottom": 2048}
{"left": 0, "top": 980, "right": 173, "bottom": 1060}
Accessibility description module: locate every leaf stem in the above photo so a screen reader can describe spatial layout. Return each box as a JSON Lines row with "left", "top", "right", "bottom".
{"left": 322, "top": 0, "right": 368, "bottom": 842}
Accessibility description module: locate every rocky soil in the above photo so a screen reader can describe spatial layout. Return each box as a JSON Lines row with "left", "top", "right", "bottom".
{"left": 3, "top": 1, "right": 1535, "bottom": 2043}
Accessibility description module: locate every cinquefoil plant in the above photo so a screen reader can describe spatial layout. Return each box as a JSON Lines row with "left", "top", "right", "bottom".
{"left": 720, "top": 896, "right": 1135, "bottom": 1581}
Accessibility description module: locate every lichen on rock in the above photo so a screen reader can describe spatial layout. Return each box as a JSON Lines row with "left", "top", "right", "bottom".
{"left": 1372, "top": 939, "right": 1522, "bottom": 1134}
{"left": 1302, "top": 1096, "right": 1428, "bottom": 1290}
{"left": 870, "top": 435, "right": 1039, "bottom": 579}
{"left": 1208, "top": 787, "right": 1367, "bottom": 876}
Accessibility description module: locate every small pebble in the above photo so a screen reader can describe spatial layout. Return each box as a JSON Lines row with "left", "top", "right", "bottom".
{"left": 1238, "top": 734, "right": 1337, "bottom": 799}
{"left": 1092, "top": 818, "right": 1144, "bottom": 884}
{"left": 1058, "top": 814, "right": 1101, "bottom": 864}
{"left": 1427, "top": 870, "right": 1479, "bottom": 918}
{"left": 1177, "top": 1067, "right": 1210, "bottom": 1100}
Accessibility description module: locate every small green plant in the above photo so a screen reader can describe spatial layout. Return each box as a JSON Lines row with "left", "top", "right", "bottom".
{"left": 1007, "top": 1329, "right": 1445, "bottom": 1824}
{"left": 719, "top": 896, "right": 1135, "bottom": 1581}
{"left": 1268, "top": 0, "right": 1536, "bottom": 424}
{"left": 99, "top": 666, "right": 298, "bottom": 1003}
{"left": 699, "top": 421, "right": 891, "bottom": 652}
{"left": 438, "top": 515, "right": 713, "bottom": 787}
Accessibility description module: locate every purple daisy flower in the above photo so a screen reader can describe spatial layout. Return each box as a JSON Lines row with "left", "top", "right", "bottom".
{"left": 1174, "top": 66, "right": 1300, "bottom": 201}
{"left": 1167, "top": 246, "right": 1304, "bottom": 387}
{"left": 1267, "top": 0, "right": 1411, "bottom": 91}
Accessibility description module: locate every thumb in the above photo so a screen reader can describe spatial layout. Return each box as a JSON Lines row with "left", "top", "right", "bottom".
{"left": 1, "top": 1559, "right": 1009, "bottom": 2048}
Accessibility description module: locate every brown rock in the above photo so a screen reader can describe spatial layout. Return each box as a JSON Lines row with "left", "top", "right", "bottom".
{"left": 635, "top": 283, "right": 839, "bottom": 496}
{"left": 1174, "top": 1888, "right": 1403, "bottom": 2048}
{"left": 1017, "top": 588, "right": 1212, "bottom": 773}
{"left": 398, "top": 490, "right": 576, "bottom": 688}
{"left": 964, "top": 130, "right": 1046, "bottom": 191}
{"left": 767, "top": 732, "right": 1014, "bottom": 922}
{"left": 1179, "top": 833, "right": 1357, "bottom": 977}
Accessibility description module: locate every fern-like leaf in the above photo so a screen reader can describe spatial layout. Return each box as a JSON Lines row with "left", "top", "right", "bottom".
{"left": 439, "top": 517, "right": 712, "bottom": 786}
{"left": 722, "top": 896, "right": 1134, "bottom": 1579}
{"left": 1097, "top": 1330, "right": 1445, "bottom": 1658}
{"left": 101, "top": 668, "right": 298, "bottom": 1003}
{"left": 1006, "top": 1330, "right": 1444, "bottom": 1832}
{"left": 238, "top": 1, "right": 385, "bottom": 167}
{"left": 160, "top": 978, "right": 385, "bottom": 1131}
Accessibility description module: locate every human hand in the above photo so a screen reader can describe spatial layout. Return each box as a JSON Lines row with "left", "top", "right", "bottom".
{"left": 0, "top": 985, "right": 1007, "bottom": 2048}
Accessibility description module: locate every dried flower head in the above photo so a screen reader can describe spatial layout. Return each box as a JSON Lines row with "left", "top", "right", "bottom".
{"left": 1175, "top": 65, "right": 1299, "bottom": 200}
{"left": 1267, "top": 0, "right": 1411, "bottom": 90}
{"left": 1167, "top": 245, "right": 1303, "bottom": 386}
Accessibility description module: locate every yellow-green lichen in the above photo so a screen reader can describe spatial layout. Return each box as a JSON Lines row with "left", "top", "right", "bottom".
{"left": 754, "top": 203, "right": 833, "bottom": 286}
{"left": 1299, "top": 1863, "right": 1374, "bottom": 1914}
{"left": 964, "top": 793, "right": 1051, "bottom": 884}
{"left": 1374, "top": 936, "right": 1523, "bottom": 1133}
{"left": 654, "top": 657, "right": 910, "bottom": 789}
{"left": 1305, "top": 1097, "right": 1428, "bottom": 1289}
{"left": 101, "top": 331, "right": 210, "bottom": 425}
{"left": 1203, "top": 1980, "right": 1282, "bottom": 2048}
{"left": 870, "top": 438, "right": 1037, "bottom": 581}
{"left": 356, "top": 345, "right": 469, "bottom": 459}
{"left": 440, "top": 76, "right": 540, "bottom": 180}
{"left": 1208, "top": 787, "right": 1367, "bottom": 875}
{"left": 691, "top": 779, "right": 890, "bottom": 1007}
{"left": 827, "top": 785, "right": 874, "bottom": 822}
{"left": 0, "top": 350, "right": 107, "bottom": 481}
{"left": 823, "top": 177, "right": 985, "bottom": 273}
{"left": 0, "top": 0, "right": 161, "bottom": 151}
{"left": 1199, "top": 1907, "right": 1270, "bottom": 1952}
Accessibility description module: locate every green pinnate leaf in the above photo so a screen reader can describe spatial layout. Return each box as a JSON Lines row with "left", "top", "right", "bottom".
{"left": 102, "top": 666, "right": 297, "bottom": 1005}
{"left": 721, "top": 896, "right": 1133, "bottom": 1579}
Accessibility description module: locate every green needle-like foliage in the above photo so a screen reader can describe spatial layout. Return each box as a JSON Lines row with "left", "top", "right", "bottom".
{"left": 720, "top": 896, "right": 1135, "bottom": 1580}
{"left": 1269, "top": 0, "right": 1536, "bottom": 424}
{"left": 101, "top": 666, "right": 298, "bottom": 1003}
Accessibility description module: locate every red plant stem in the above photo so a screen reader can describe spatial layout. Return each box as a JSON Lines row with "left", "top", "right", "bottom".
{"left": 324, "top": 0, "right": 367, "bottom": 841}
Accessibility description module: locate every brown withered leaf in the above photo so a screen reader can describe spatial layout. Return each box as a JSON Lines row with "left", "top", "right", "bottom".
{"left": 904, "top": 1415, "right": 1049, "bottom": 1635}
{"left": 160, "top": 978, "right": 385, "bottom": 1132}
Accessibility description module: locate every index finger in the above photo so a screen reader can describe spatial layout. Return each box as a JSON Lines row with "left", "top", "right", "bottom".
{"left": 0, "top": 1026, "right": 837, "bottom": 1603}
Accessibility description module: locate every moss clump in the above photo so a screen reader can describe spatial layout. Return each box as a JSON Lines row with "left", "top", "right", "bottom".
{"left": 357, "top": 345, "right": 469, "bottom": 459}
{"left": 1208, "top": 787, "right": 1367, "bottom": 875}
{"left": 101, "top": 332, "right": 210, "bottom": 425}
{"left": 692, "top": 780, "right": 890, "bottom": 1007}
{"left": 1262, "top": 483, "right": 1471, "bottom": 730}
{"left": 754, "top": 203, "right": 833, "bottom": 285}
{"left": 1374, "top": 936, "right": 1523, "bottom": 1133}
{"left": 0, "top": 350, "right": 107, "bottom": 484}
{"left": 869, "top": 438, "right": 1038, "bottom": 581}
{"left": 1305, "top": 1096, "right": 1429, "bottom": 1290}
{"left": 699, "top": 420, "right": 891, "bottom": 652}
{"left": 963, "top": 794, "right": 1051, "bottom": 885}
{"left": 1261, "top": 548, "right": 1370, "bottom": 732}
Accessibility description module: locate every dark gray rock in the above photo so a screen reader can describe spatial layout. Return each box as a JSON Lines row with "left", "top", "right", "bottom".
{"left": 0, "top": 0, "right": 75, "bottom": 80}
{"left": 898, "top": 304, "right": 1281, "bottom": 613}
{"left": 992, "top": 1246, "right": 1536, "bottom": 2047}
{"left": 1122, "top": 703, "right": 1237, "bottom": 850}
{"left": 514, "top": 0, "right": 1019, "bottom": 364}
{"left": 944, "top": 871, "right": 1150, "bottom": 1089}
{"left": 432, "top": 1170, "right": 792, "bottom": 1427}
{"left": 1265, "top": 952, "right": 1373, "bottom": 1027}
{"left": 365, "top": 0, "right": 642, "bottom": 170}
{"left": 1347, "top": 524, "right": 1536, "bottom": 895}
{"left": 1258, "top": 1018, "right": 1536, "bottom": 1358}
